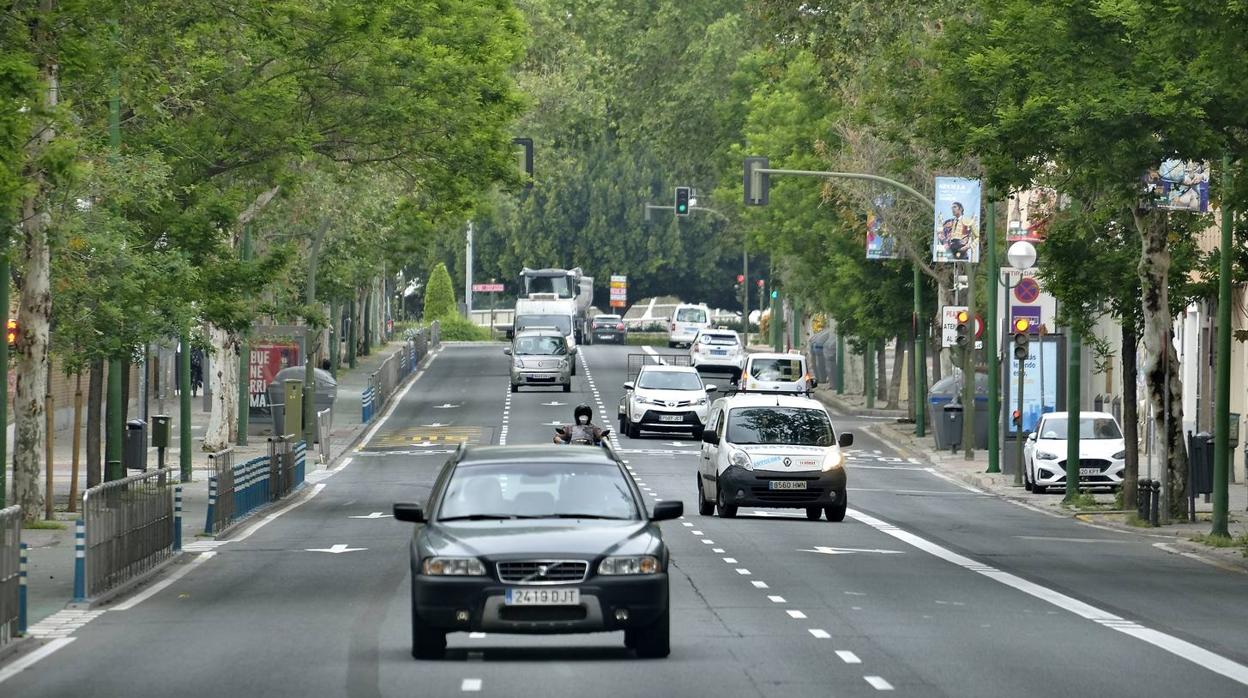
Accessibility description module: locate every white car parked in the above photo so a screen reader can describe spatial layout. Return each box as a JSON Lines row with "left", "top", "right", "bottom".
{"left": 618, "top": 365, "right": 717, "bottom": 439}
{"left": 690, "top": 329, "right": 745, "bottom": 378}
{"left": 667, "top": 303, "right": 711, "bottom": 348}
{"left": 697, "top": 393, "right": 852, "bottom": 521}
{"left": 1023, "top": 411, "right": 1127, "bottom": 493}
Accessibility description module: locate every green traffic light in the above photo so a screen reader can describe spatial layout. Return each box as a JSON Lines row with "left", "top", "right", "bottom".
{"left": 770, "top": 290, "right": 777, "bottom": 299}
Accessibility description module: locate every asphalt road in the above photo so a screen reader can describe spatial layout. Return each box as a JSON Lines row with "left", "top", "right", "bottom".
{"left": 3, "top": 341, "right": 1247, "bottom": 697}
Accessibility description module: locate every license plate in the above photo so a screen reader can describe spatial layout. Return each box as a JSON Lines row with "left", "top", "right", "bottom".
{"left": 711, "top": 350, "right": 727, "bottom": 355}
{"left": 659, "top": 415, "right": 683, "bottom": 422}
{"left": 1079, "top": 467, "right": 1101, "bottom": 476}
{"left": 504, "top": 588, "right": 580, "bottom": 606}
{"left": 769, "top": 480, "right": 807, "bottom": 490}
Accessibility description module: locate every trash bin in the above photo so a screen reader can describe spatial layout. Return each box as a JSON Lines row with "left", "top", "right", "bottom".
{"left": 124, "top": 419, "right": 147, "bottom": 470}
{"left": 939, "top": 403, "right": 964, "bottom": 452}
{"left": 268, "top": 367, "right": 337, "bottom": 441}
{"left": 927, "top": 371, "right": 990, "bottom": 450}
{"left": 1188, "top": 431, "right": 1214, "bottom": 496}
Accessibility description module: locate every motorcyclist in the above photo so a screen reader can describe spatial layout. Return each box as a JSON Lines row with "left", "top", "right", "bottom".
{"left": 554, "top": 404, "right": 607, "bottom": 445}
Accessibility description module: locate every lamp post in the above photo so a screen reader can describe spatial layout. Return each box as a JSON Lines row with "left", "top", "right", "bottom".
{"left": 1002, "top": 241, "right": 1037, "bottom": 485}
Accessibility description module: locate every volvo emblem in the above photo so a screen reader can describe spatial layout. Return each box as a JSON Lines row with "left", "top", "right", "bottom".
{"left": 537, "top": 564, "right": 549, "bottom": 576}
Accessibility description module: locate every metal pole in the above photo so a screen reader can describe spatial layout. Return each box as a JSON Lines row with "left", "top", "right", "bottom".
{"left": 962, "top": 261, "right": 977, "bottom": 460}
{"left": 836, "top": 330, "right": 845, "bottom": 395}
{"left": 866, "top": 339, "right": 876, "bottom": 410}
{"left": 1064, "top": 330, "right": 1083, "bottom": 503}
{"left": 914, "top": 263, "right": 926, "bottom": 437}
{"left": 465, "top": 221, "right": 474, "bottom": 316}
{"left": 347, "top": 298, "right": 357, "bottom": 369}
{"left": 1212, "top": 154, "right": 1233, "bottom": 538}
{"left": 743, "top": 246, "right": 749, "bottom": 346}
{"left": 105, "top": 66, "right": 124, "bottom": 483}
{"left": 0, "top": 247, "right": 8, "bottom": 508}
{"left": 1015, "top": 354, "right": 1025, "bottom": 486}
{"left": 986, "top": 198, "right": 1000, "bottom": 473}
{"left": 237, "top": 225, "right": 251, "bottom": 446}
{"left": 179, "top": 327, "right": 192, "bottom": 482}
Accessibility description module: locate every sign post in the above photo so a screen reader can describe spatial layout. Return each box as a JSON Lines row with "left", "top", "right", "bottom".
{"left": 471, "top": 282, "right": 504, "bottom": 330}
{"left": 610, "top": 275, "right": 628, "bottom": 310}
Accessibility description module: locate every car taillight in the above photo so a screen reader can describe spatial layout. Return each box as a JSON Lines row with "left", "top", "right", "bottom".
{"left": 617, "top": 323, "right": 624, "bottom": 330}
{"left": 670, "top": 323, "right": 676, "bottom": 331}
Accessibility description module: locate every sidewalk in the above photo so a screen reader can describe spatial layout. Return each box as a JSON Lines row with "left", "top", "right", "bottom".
{"left": 15, "top": 338, "right": 427, "bottom": 626}
{"left": 814, "top": 387, "right": 1248, "bottom": 571}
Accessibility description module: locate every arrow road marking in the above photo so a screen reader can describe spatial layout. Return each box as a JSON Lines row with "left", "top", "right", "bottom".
{"left": 433, "top": 403, "right": 460, "bottom": 409}
{"left": 800, "top": 546, "right": 904, "bottom": 556}
{"left": 306, "top": 544, "right": 368, "bottom": 554}
{"left": 348, "top": 512, "right": 392, "bottom": 519}
{"left": 421, "top": 422, "right": 450, "bottom": 427}
{"left": 540, "top": 401, "right": 567, "bottom": 406}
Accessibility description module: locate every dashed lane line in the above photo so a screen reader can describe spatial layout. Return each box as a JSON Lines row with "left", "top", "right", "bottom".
{"left": 837, "top": 651, "right": 862, "bottom": 664}
{"left": 461, "top": 678, "right": 483, "bottom": 692}
{"left": 809, "top": 629, "right": 831, "bottom": 639}
{"left": 864, "top": 676, "right": 894, "bottom": 691}
{"left": 0, "top": 638, "right": 77, "bottom": 685}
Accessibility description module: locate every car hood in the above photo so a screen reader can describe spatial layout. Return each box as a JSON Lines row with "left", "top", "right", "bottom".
{"left": 1034, "top": 438, "right": 1124, "bottom": 458}
{"left": 736, "top": 444, "right": 829, "bottom": 470}
{"left": 421, "top": 519, "right": 659, "bottom": 559}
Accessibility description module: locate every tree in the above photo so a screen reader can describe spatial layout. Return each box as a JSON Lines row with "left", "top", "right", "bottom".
{"left": 423, "top": 263, "right": 457, "bottom": 321}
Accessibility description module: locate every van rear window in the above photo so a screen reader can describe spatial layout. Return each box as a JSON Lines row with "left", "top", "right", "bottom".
{"left": 676, "top": 308, "right": 707, "bottom": 323}
{"left": 749, "top": 358, "right": 803, "bottom": 381}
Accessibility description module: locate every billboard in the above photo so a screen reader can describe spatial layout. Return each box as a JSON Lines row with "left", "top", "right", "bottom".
{"left": 1142, "top": 159, "right": 1210, "bottom": 212}
{"left": 248, "top": 342, "right": 301, "bottom": 417}
{"left": 866, "top": 194, "right": 899, "bottom": 260}
{"left": 609, "top": 274, "right": 627, "bottom": 309}
{"left": 1007, "top": 337, "right": 1059, "bottom": 434}
{"left": 932, "top": 177, "right": 982, "bottom": 263}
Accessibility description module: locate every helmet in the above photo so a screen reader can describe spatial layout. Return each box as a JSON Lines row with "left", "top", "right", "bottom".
{"left": 574, "top": 404, "right": 593, "bottom": 422}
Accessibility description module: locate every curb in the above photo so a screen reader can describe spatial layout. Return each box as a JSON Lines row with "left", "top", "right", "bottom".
{"left": 66, "top": 550, "right": 186, "bottom": 611}
{"left": 814, "top": 390, "right": 908, "bottom": 419}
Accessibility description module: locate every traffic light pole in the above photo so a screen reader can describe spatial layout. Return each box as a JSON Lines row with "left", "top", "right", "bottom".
{"left": 913, "top": 263, "right": 926, "bottom": 437}
{"left": 0, "top": 245, "right": 7, "bottom": 508}
{"left": 1212, "top": 153, "right": 1233, "bottom": 538}
{"left": 985, "top": 200, "right": 1000, "bottom": 473}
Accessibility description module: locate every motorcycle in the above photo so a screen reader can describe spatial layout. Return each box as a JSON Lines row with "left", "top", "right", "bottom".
{"left": 554, "top": 427, "right": 612, "bottom": 447}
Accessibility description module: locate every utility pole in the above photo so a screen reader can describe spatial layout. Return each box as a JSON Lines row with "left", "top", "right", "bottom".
{"left": 179, "top": 325, "right": 192, "bottom": 482}
{"left": 105, "top": 65, "right": 124, "bottom": 482}
{"left": 742, "top": 246, "right": 749, "bottom": 345}
{"left": 962, "top": 261, "right": 977, "bottom": 460}
{"left": 236, "top": 225, "right": 251, "bottom": 446}
{"left": 1211, "top": 154, "right": 1233, "bottom": 538}
{"left": 464, "top": 221, "right": 474, "bottom": 316}
{"left": 1063, "top": 330, "right": 1083, "bottom": 504}
{"left": 914, "top": 263, "right": 926, "bottom": 437}
{"left": 302, "top": 221, "right": 330, "bottom": 447}
{"left": 0, "top": 239, "right": 8, "bottom": 507}
{"left": 985, "top": 198, "right": 1000, "bottom": 473}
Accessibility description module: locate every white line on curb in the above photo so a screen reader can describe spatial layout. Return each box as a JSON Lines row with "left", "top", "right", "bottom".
{"left": 110, "top": 551, "right": 218, "bottom": 611}
{"left": 0, "top": 638, "right": 77, "bottom": 686}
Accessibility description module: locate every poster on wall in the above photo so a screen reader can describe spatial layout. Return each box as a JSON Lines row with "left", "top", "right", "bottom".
{"left": 866, "top": 194, "right": 899, "bottom": 260}
{"left": 932, "top": 177, "right": 982, "bottom": 263}
{"left": 248, "top": 342, "right": 301, "bottom": 417}
{"left": 1007, "top": 337, "right": 1059, "bottom": 434}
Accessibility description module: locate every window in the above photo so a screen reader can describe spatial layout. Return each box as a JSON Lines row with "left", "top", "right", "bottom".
{"left": 513, "top": 336, "right": 566, "bottom": 355}
{"left": 1040, "top": 417, "right": 1122, "bottom": 440}
{"left": 525, "top": 276, "right": 574, "bottom": 298}
{"left": 699, "top": 333, "right": 739, "bottom": 346}
{"left": 676, "top": 307, "right": 708, "bottom": 323}
{"left": 637, "top": 370, "right": 704, "bottom": 391}
{"left": 438, "top": 463, "right": 638, "bottom": 520}
{"left": 749, "top": 358, "right": 803, "bottom": 381}
{"left": 726, "top": 407, "right": 834, "bottom": 447}
{"left": 515, "top": 314, "right": 572, "bottom": 335}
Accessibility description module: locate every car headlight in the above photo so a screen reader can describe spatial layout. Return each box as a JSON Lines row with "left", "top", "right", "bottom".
{"left": 822, "top": 450, "right": 844, "bottom": 471}
{"left": 422, "top": 557, "right": 486, "bottom": 576}
{"left": 1112, "top": 450, "right": 1126, "bottom": 460}
{"left": 638, "top": 396, "right": 664, "bottom": 406}
{"left": 513, "top": 359, "right": 525, "bottom": 369}
{"left": 598, "top": 555, "right": 660, "bottom": 576}
{"left": 730, "top": 449, "right": 753, "bottom": 471}
{"left": 1036, "top": 451, "right": 1059, "bottom": 461}
{"left": 693, "top": 396, "right": 708, "bottom": 406}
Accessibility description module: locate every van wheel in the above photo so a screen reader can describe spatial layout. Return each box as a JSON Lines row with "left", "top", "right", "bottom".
{"left": 697, "top": 477, "right": 715, "bottom": 516}
{"left": 716, "top": 486, "right": 737, "bottom": 518}
{"left": 825, "top": 493, "right": 847, "bottom": 522}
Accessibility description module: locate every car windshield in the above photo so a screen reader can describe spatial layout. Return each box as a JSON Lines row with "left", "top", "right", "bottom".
{"left": 699, "top": 333, "right": 738, "bottom": 346}
{"left": 524, "top": 275, "right": 574, "bottom": 298}
{"left": 637, "top": 370, "right": 703, "bottom": 390}
{"left": 513, "top": 336, "right": 566, "bottom": 355}
{"left": 1039, "top": 417, "right": 1122, "bottom": 440}
{"left": 438, "top": 462, "right": 638, "bottom": 520}
{"left": 676, "top": 307, "right": 707, "bottom": 323}
{"left": 515, "top": 314, "right": 571, "bottom": 335}
{"left": 727, "top": 407, "right": 834, "bottom": 446}
{"left": 749, "top": 358, "right": 803, "bottom": 381}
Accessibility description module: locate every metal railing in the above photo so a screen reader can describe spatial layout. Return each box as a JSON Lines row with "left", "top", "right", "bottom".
{"left": 204, "top": 449, "right": 235, "bottom": 535}
{"left": 79, "top": 468, "right": 175, "bottom": 600}
{"left": 1, "top": 506, "right": 20, "bottom": 645}
{"left": 268, "top": 435, "right": 307, "bottom": 501}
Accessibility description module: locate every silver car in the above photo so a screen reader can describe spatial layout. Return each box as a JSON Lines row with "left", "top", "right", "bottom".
{"left": 506, "top": 329, "right": 572, "bottom": 393}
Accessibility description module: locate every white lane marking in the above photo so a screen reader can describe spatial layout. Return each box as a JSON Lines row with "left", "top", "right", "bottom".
{"left": 722, "top": 557, "right": 737, "bottom": 563}
{"left": 333, "top": 456, "right": 353, "bottom": 473}
{"left": 735, "top": 568, "right": 751, "bottom": 576}
{"left": 1153, "top": 542, "right": 1247, "bottom": 574}
{"left": 767, "top": 595, "right": 786, "bottom": 603}
{"left": 864, "top": 676, "right": 894, "bottom": 691}
{"left": 233, "top": 483, "right": 327, "bottom": 543}
{"left": 809, "top": 629, "right": 831, "bottom": 639}
{"left": 786, "top": 610, "right": 807, "bottom": 619}
{"left": 26, "top": 610, "right": 106, "bottom": 637}
{"left": 751, "top": 581, "right": 769, "bottom": 589}
{"left": 682, "top": 522, "right": 693, "bottom": 527}
{"left": 361, "top": 353, "right": 439, "bottom": 447}
{"left": 701, "top": 540, "right": 714, "bottom": 545}
{"left": 304, "top": 544, "right": 367, "bottom": 554}
{"left": 0, "top": 638, "right": 77, "bottom": 685}
{"left": 348, "top": 512, "right": 392, "bottom": 519}
{"left": 837, "top": 650, "right": 862, "bottom": 664}
{"left": 849, "top": 487, "right": 985, "bottom": 496}
{"left": 847, "top": 508, "right": 1248, "bottom": 687}
{"left": 691, "top": 530, "right": 703, "bottom": 535}
{"left": 800, "top": 546, "right": 904, "bottom": 556}
{"left": 847, "top": 464, "right": 927, "bottom": 471}
{"left": 922, "top": 467, "right": 984, "bottom": 493}
{"left": 1016, "top": 536, "right": 1133, "bottom": 544}
{"left": 110, "top": 552, "right": 218, "bottom": 611}
{"left": 461, "top": 678, "right": 483, "bottom": 692}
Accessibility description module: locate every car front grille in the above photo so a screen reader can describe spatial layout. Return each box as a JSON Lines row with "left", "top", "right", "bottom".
{"left": 496, "top": 560, "right": 589, "bottom": 585}
{"left": 748, "top": 485, "right": 827, "bottom": 503}
{"left": 640, "top": 410, "right": 697, "bottom": 424}
{"left": 499, "top": 606, "right": 587, "bottom": 622}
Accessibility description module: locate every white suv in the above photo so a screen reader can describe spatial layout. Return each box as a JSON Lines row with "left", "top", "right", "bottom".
{"left": 667, "top": 304, "right": 711, "bottom": 348}
{"left": 618, "top": 365, "right": 717, "bottom": 439}
{"left": 690, "top": 329, "right": 745, "bottom": 378}
{"left": 697, "top": 393, "right": 852, "bottom": 521}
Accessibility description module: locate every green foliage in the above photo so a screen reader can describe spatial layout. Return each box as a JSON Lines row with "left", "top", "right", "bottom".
{"left": 434, "top": 314, "right": 493, "bottom": 342}
{"left": 423, "top": 263, "right": 457, "bottom": 321}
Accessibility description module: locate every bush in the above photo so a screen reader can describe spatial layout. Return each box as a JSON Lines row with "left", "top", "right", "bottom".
{"left": 434, "top": 314, "right": 493, "bottom": 341}
{"left": 423, "top": 262, "right": 456, "bottom": 320}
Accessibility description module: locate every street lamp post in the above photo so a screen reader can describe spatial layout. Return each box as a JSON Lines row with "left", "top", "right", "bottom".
{"left": 1003, "top": 241, "right": 1037, "bottom": 486}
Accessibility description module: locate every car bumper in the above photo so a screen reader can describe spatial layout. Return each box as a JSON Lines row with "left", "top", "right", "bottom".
{"left": 511, "top": 369, "right": 570, "bottom": 385}
{"left": 693, "top": 358, "right": 743, "bottom": 372}
{"left": 1034, "top": 461, "right": 1125, "bottom": 487}
{"left": 714, "top": 465, "right": 847, "bottom": 508}
{"left": 412, "top": 573, "right": 669, "bottom": 634}
{"left": 592, "top": 331, "right": 625, "bottom": 342}
{"left": 668, "top": 332, "right": 698, "bottom": 344}
{"left": 627, "top": 405, "right": 707, "bottom": 429}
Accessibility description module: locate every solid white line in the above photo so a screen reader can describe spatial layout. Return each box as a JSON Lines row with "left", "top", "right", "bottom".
{"left": 767, "top": 595, "right": 786, "bottom": 603}
{"left": 847, "top": 508, "right": 1248, "bottom": 687}
{"left": 0, "top": 638, "right": 77, "bottom": 685}
{"left": 360, "top": 352, "right": 439, "bottom": 448}
{"left": 461, "top": 678, "right": 482, "bottom": 692}
{"left": 922, "top": 467, "right": 984, "bottom": 493}
{"left": 233, "top": 484, "right": 327, "bottom": 542}
{"left": 333, "top": 456, "right": 353, "bottom": 473}
{"left": 837, "top": 650, "right": 862, "bottom": 664}
{"left": 809, "top": 629, "right": 830, "bottom": 639}
{"left": 786, "top": 610, "right": 807, "bottom": 619}
{"left": 864, "top": 676, "right": 894, "bottom": 691}
{"left": 110, "top": 552, "right": 218, "bottom": 611}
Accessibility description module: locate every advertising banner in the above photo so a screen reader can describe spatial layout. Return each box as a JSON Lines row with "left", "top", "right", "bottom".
{"left": 932, "top": 177, "right": 982, "bottom": 263}
{"left": 610, "top": 274, "right": 627, "bottom": 308}
{"left": 248, "top": 343, "right": 301, "bottom": 417}
{"left": 1143, "top": 160, "right": 1210, "bottom": 212}
{"left": 1007, "top": 338, "right": 1059, "bottom": 434}
{"left": 866, "top": 194, "right": 899, "bottom": 260}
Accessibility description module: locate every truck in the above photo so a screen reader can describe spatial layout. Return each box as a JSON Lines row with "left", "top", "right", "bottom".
{"left": 518, "top": 267, "right": 594, "bottom": 342}
{"left": 513, "top": 294, "right": 580, "bottom": 374}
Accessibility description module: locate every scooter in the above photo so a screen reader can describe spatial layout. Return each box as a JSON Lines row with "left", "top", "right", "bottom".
{"left": 554, "top": 427, "right": 612, "bottom": 447}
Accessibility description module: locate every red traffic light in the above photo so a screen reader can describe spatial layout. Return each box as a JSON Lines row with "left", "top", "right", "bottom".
{"left": 736, "top": 274, "right": 745, "bottom": 284}
{"left": 756, "top": 279, "right": 765, "bottom": 288}
{"left": 5, "top": 319, "right": 15, "bottom": 345}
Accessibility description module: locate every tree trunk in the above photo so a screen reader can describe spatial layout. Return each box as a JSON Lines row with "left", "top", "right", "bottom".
{"left": 1121, "top": 320, "right": 1140, "bottom": 510}
{"left": 121, "top": 357, "right": 130, "bottom": 422}
{"left": 1135, "top": 208, "right": 1187, "bottom": 518}
{"left": 887, "top": 337, "right": 907, "bottom": 410}
{"left": 86, "top": 357, "right": 102, "bottom": 487}
{"left": 202, "top": 324, "right": 239, "bottom": 451}
{"left": 876, "top": 342, "right": 888, "bottom": 402}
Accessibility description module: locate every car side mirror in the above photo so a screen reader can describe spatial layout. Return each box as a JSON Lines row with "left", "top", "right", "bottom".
{"left": 1027, "top": 432, "right": 1036, "bottom": 441}
{"left": 503, "top": 348, "right": 512, "bottom": 356}
{"left": 702, "top": 430, "right": 720, "bottom": 445}
{"left": 705, "top": 385, "right": 717, "bottom": 393}
{"left": 838, "top": 432, "right": 854, "bottom": 448}
{"left": 624, "top": 381, "right": 635, "bottom": 391}
{"left": 393, "top": 502, "right": 425, "bottom": 523}
{"left": 650, "top": 500, "right": 683, "bottom": 521}
{"left": 810, "top": 378, "right": 818, "bottom": 389}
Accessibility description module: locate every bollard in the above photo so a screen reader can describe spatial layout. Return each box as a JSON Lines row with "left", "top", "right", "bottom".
{"left": 174, "top": 485, "right": 183, "bottom": 552}
{"left": 1137, "top": 479, "right": 1149, "bottom": 520}
{"left": 19, "top": 542, "right": 28, "bottom": 634}
{"left": 204, "top": 477, "right": 217, "bottom": 535}
{"left": 73, "top": 519, "right": 86, "bottom": 602}
{"left": 1149, "top": 480, "right": 1161, "bottom": 527}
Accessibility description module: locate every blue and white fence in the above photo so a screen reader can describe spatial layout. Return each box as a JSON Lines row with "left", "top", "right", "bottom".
{"left": 0, "top": 506, "right": 20, "bottom": 645}
{"left": 204, "top": 438, "right": 308, "bottom": 536}
{"left": 361, "top": 321, "right": 439, "bottom": 424}
{"left": 77, "top": 468, "right": 176, "bottom": 601}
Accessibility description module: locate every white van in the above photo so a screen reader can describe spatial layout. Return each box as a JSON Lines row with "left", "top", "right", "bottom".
{"left": 740, "top": 352, "right": 812, "bottom": 394}
{"left": 667, "top": 303, "right": 711, "bottom": 348}
{"left": 514, "top": 295, "right": 578, "bottom": 374}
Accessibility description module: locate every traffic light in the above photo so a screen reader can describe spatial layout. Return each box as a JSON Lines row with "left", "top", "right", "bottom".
{"left": 1012, "top": 318, "right": 1031, "bottom": 360}
{"left": 744, "top": 156, "right": 770, "bottom": 206}
{"left": 954, "top": 310, "right": 970, "bottom": 347}
{"left": 6, "top": 319, "right": 16, "bottom": 346}
{"left": 770, "top": 290, "right": 778, "bottom": 300}
{"left": 757, "top": 279, "right": 765, "bottom": 288}
{"left": 674, "top": 186, "right": 691, "bottom": 216}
